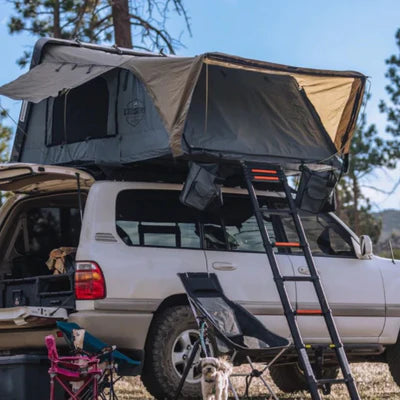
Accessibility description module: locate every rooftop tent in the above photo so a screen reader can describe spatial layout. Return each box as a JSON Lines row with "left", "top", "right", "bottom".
{"left": 0, "top": 39, "right": 366, "bottom": 169}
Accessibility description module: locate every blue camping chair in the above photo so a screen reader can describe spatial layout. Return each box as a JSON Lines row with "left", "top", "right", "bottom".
{"left": 57, "top": 321, "right": 139, "bottom": 367}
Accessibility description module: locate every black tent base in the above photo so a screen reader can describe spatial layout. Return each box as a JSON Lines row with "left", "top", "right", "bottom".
{"left": 66, "top": 154, "right": 336, "bottom": 190}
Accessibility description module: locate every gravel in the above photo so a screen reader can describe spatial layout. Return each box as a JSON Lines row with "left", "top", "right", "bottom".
{"left": 114, "top": 362, "right": 400, "bottom": 399}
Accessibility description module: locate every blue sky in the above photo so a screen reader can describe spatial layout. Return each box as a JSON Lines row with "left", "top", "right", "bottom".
{"left": 0, "top": 0, "right": 399, "bottom": 209}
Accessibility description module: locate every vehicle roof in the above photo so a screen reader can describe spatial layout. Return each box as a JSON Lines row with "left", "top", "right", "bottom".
{"left": 92, "top": 180, "right": 285, "bottom": 198}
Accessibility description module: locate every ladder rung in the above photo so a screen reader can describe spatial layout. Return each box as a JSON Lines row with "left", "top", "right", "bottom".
{"left": 296, "top": 309, "right": 323, "bottom": 315}
{"left": 274, "top": 242, "right": 301, "bottom": 248}
{"left": 251, "top": 168, "right": 278, "bottom": 174}
{"left": 242, "top": 162, "right": 359, "bottom": 399}
{"left": 317, "top": 378, "right": 347, "bottom": 386}
{"left": 304, "top": 344, "right": 337, "bottom": 350}
{"left": 253, "top": 175, "right": 280, "bottom": 182}
{"left": 261, "top": 208, "right": 292, "bottom": 215}
{"left": 282, "top": 276, "right": 314, "bottom": 282}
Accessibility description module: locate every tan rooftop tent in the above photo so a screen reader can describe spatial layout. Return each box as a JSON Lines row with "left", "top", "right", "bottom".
{"left": 0, "top": 39, "right": 366, "bottom": 168}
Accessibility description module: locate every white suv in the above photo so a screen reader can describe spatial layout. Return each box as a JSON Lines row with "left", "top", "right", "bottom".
{"left": 0, "top": 163, "right": 399, "bottom": 398}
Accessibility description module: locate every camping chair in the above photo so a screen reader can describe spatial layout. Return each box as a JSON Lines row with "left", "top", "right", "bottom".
{"left": 45, "top": 335, "right": 102, "bottom": 400}
{"left": 56, "top": 321, "right": 140, "bottom": 400}
{"left": 174, "top": 273, "right": 291, "bottom": 400}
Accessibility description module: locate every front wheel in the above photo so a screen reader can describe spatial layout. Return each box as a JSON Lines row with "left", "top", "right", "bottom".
{"left": 270, "top": 363, "right": 339, "bottom": 393}
{"left": 141, "top": 305, "right": 212, "bottom": 399}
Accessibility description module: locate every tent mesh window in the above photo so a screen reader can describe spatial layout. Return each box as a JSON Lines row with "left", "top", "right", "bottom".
{"left": 51, "top": 76, "right": 109, "bottom": 145}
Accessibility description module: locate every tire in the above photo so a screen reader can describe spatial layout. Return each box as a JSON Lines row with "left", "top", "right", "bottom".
{"left": 141, "top": 305, "right": 208, "bottom": 399}
{"left": 270, "top": 363, "right": 339, "bottom": 393}
{"left": 387, "top": 339, "right": 400, "bottom": 386}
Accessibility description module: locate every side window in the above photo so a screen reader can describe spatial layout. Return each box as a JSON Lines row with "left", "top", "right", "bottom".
{"left": 202, "top": 195, "right": 279, "bottom": 253}
{"left": 224, "top": 215, "right": 276, "bottom": 253}
{"left": 116, "top": 190, "right": 201, "bottom": 249}
{"left": 281, "top": 214, "right": 354, "bottom": 257}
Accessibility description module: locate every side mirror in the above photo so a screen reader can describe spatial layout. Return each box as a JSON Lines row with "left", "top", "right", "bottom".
{"left": 360, "top": 235, "right": 373, "bottom": 259}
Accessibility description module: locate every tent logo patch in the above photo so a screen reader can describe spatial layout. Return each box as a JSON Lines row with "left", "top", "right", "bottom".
{"left": 124, "top": 99, "right": 145, "bottom": 127}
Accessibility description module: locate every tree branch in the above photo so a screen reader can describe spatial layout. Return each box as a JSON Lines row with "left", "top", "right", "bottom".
{"left": 362, "top": 177, "right": 400, "bottom": 196}
{"left": 129, "top": 12, "right": 175, "bottom": 53}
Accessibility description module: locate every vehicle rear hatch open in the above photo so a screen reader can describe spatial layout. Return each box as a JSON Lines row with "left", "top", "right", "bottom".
{"left": 0, "top": 163, "right": 94, "bottom": 194}
{"left": 0, "top": 163, "right": 94, "bottom": 330}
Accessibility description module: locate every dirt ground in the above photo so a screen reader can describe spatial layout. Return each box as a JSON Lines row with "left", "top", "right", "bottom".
{"left": 114, "top": 362, "right": 400, "bottom": 399}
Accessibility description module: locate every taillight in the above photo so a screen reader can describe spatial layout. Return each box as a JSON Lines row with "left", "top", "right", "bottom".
{"left": 75, "top": 261, "right": 106, "bottom": 300}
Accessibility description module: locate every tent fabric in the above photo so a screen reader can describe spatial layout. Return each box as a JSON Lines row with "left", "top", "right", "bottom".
{"left": 0, "top": 41, "right": 366, "bottom": 167}
{"left": 0, "top": 62, "right": 114, "bottom": 103}
{"left": 122, "top": 55, "right": 204, "bottom": 155}
{"left": 19, "top": 69, "right": 171, "bottom": 165}
{"left": 203, "top": 55, "right": 364, "bottom": 155}
{"left": 183, "top": 65, "right": 337, "bottom": 163}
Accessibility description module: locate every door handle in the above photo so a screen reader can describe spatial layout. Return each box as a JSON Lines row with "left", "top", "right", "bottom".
{"left": 212, "top": 262, "right": 237, "bottom": 271}
{"left": 298, "top": 266, "right": 310, "bottom": 275}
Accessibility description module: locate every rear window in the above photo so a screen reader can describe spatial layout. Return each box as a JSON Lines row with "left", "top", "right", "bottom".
{"left": 115, "top": 190, "right": 279, "bottom": 253}
{"left": 116, "top": 190, "right": 201, "bottom": 249}
{"left": 15, "top": 207, "right": 82, "bottom": 258}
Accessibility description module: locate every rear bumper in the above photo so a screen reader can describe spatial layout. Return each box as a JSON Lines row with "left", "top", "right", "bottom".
{"left": 69, "top": 310, "right": 153, "bottom": 350}
{"left": 71, "top": 310, "right": 149, "bottom": 375}
{"left": 0, "top": 310, "right": 152, "bottom": 361}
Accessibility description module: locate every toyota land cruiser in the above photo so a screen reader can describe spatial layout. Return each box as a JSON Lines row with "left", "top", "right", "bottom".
{"left": 0, "top": 162, "right": 399, "bottom": 398}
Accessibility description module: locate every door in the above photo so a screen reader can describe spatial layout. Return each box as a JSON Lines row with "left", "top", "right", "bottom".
{"left": 281, "top": 212, "right": 385, "bottom": 343}
{"left": 203, "top": 193, "right": 296, "bottom": 339}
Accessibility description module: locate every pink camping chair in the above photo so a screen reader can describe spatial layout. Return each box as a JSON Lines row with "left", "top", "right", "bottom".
{"left": 45, "top": 335, "right": 102, "bottom": 400}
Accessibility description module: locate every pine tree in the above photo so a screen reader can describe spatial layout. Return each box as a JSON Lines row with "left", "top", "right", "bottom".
{"left": 380, "top": 28, "right": 400, "bottom": 138}
{"left": 0, "top": 110, "right": 13, "bottom": 205}
{"left": 336, "top": 94, "right": 400, "bottom": 241}
{"left": 8, "top": 0, "right": 191, "bottom": 67}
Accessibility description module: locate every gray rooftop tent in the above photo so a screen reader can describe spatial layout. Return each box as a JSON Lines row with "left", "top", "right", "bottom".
{"left": 0, "top": 38, "right": 366, "bottom": 172}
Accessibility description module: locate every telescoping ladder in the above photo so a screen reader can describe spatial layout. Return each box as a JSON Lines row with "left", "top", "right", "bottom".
{"left": 241, "top": 161, "right": 361, "bottom": 400}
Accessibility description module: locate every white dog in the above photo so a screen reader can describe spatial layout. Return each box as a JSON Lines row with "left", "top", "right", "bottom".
{"left": 72, "top": 328, "right": 85, "bottom": 351}
{"left": 70, "top": 329, "right": 86, "bottom": 393}
{"left": 200, "top": 357, "right": 232, "bottom": 400}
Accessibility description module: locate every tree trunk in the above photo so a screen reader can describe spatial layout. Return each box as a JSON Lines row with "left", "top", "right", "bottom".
{"left": 53, "top": 0, "right": 62, "bottom": 38}
{"left": 111, "top": 0, "right": 133, "bottom": 48}
{"left": 352, "top": 175, "right": 360, "bottom": 235}
{"left": 335, "top": 187, "right": 342, "bottom": 219}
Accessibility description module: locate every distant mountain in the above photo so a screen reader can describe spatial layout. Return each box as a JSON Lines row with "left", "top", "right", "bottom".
{"left": 374, "top": 209, "right": 400, "bottom": 241}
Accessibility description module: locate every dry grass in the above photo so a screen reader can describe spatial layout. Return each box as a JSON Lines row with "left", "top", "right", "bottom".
{"left": 114, "top": 363, "right": 400, "bottom": 399}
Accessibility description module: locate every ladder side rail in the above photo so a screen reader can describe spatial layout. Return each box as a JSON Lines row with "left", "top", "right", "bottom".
{"left": 279, "top": 172, "right": 341, "bottom": 339}
{"left": 242, "top": 164, "right": 321, "bottom": 399}
{"left": 279, "top": 171, "right": 361, "bottom": 399}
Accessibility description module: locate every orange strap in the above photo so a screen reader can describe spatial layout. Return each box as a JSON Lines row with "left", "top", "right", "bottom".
{"left": 297, "top": 309, "right": 323, "bottom": 315}
{"left": 274, "top": 242, "right": 300, "bottom": 247}
{"left": 253, "top": 176, "right": 279, "bottom": 181}
{"left": 251, "top": 169, "right": 277, "bottom": 174}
